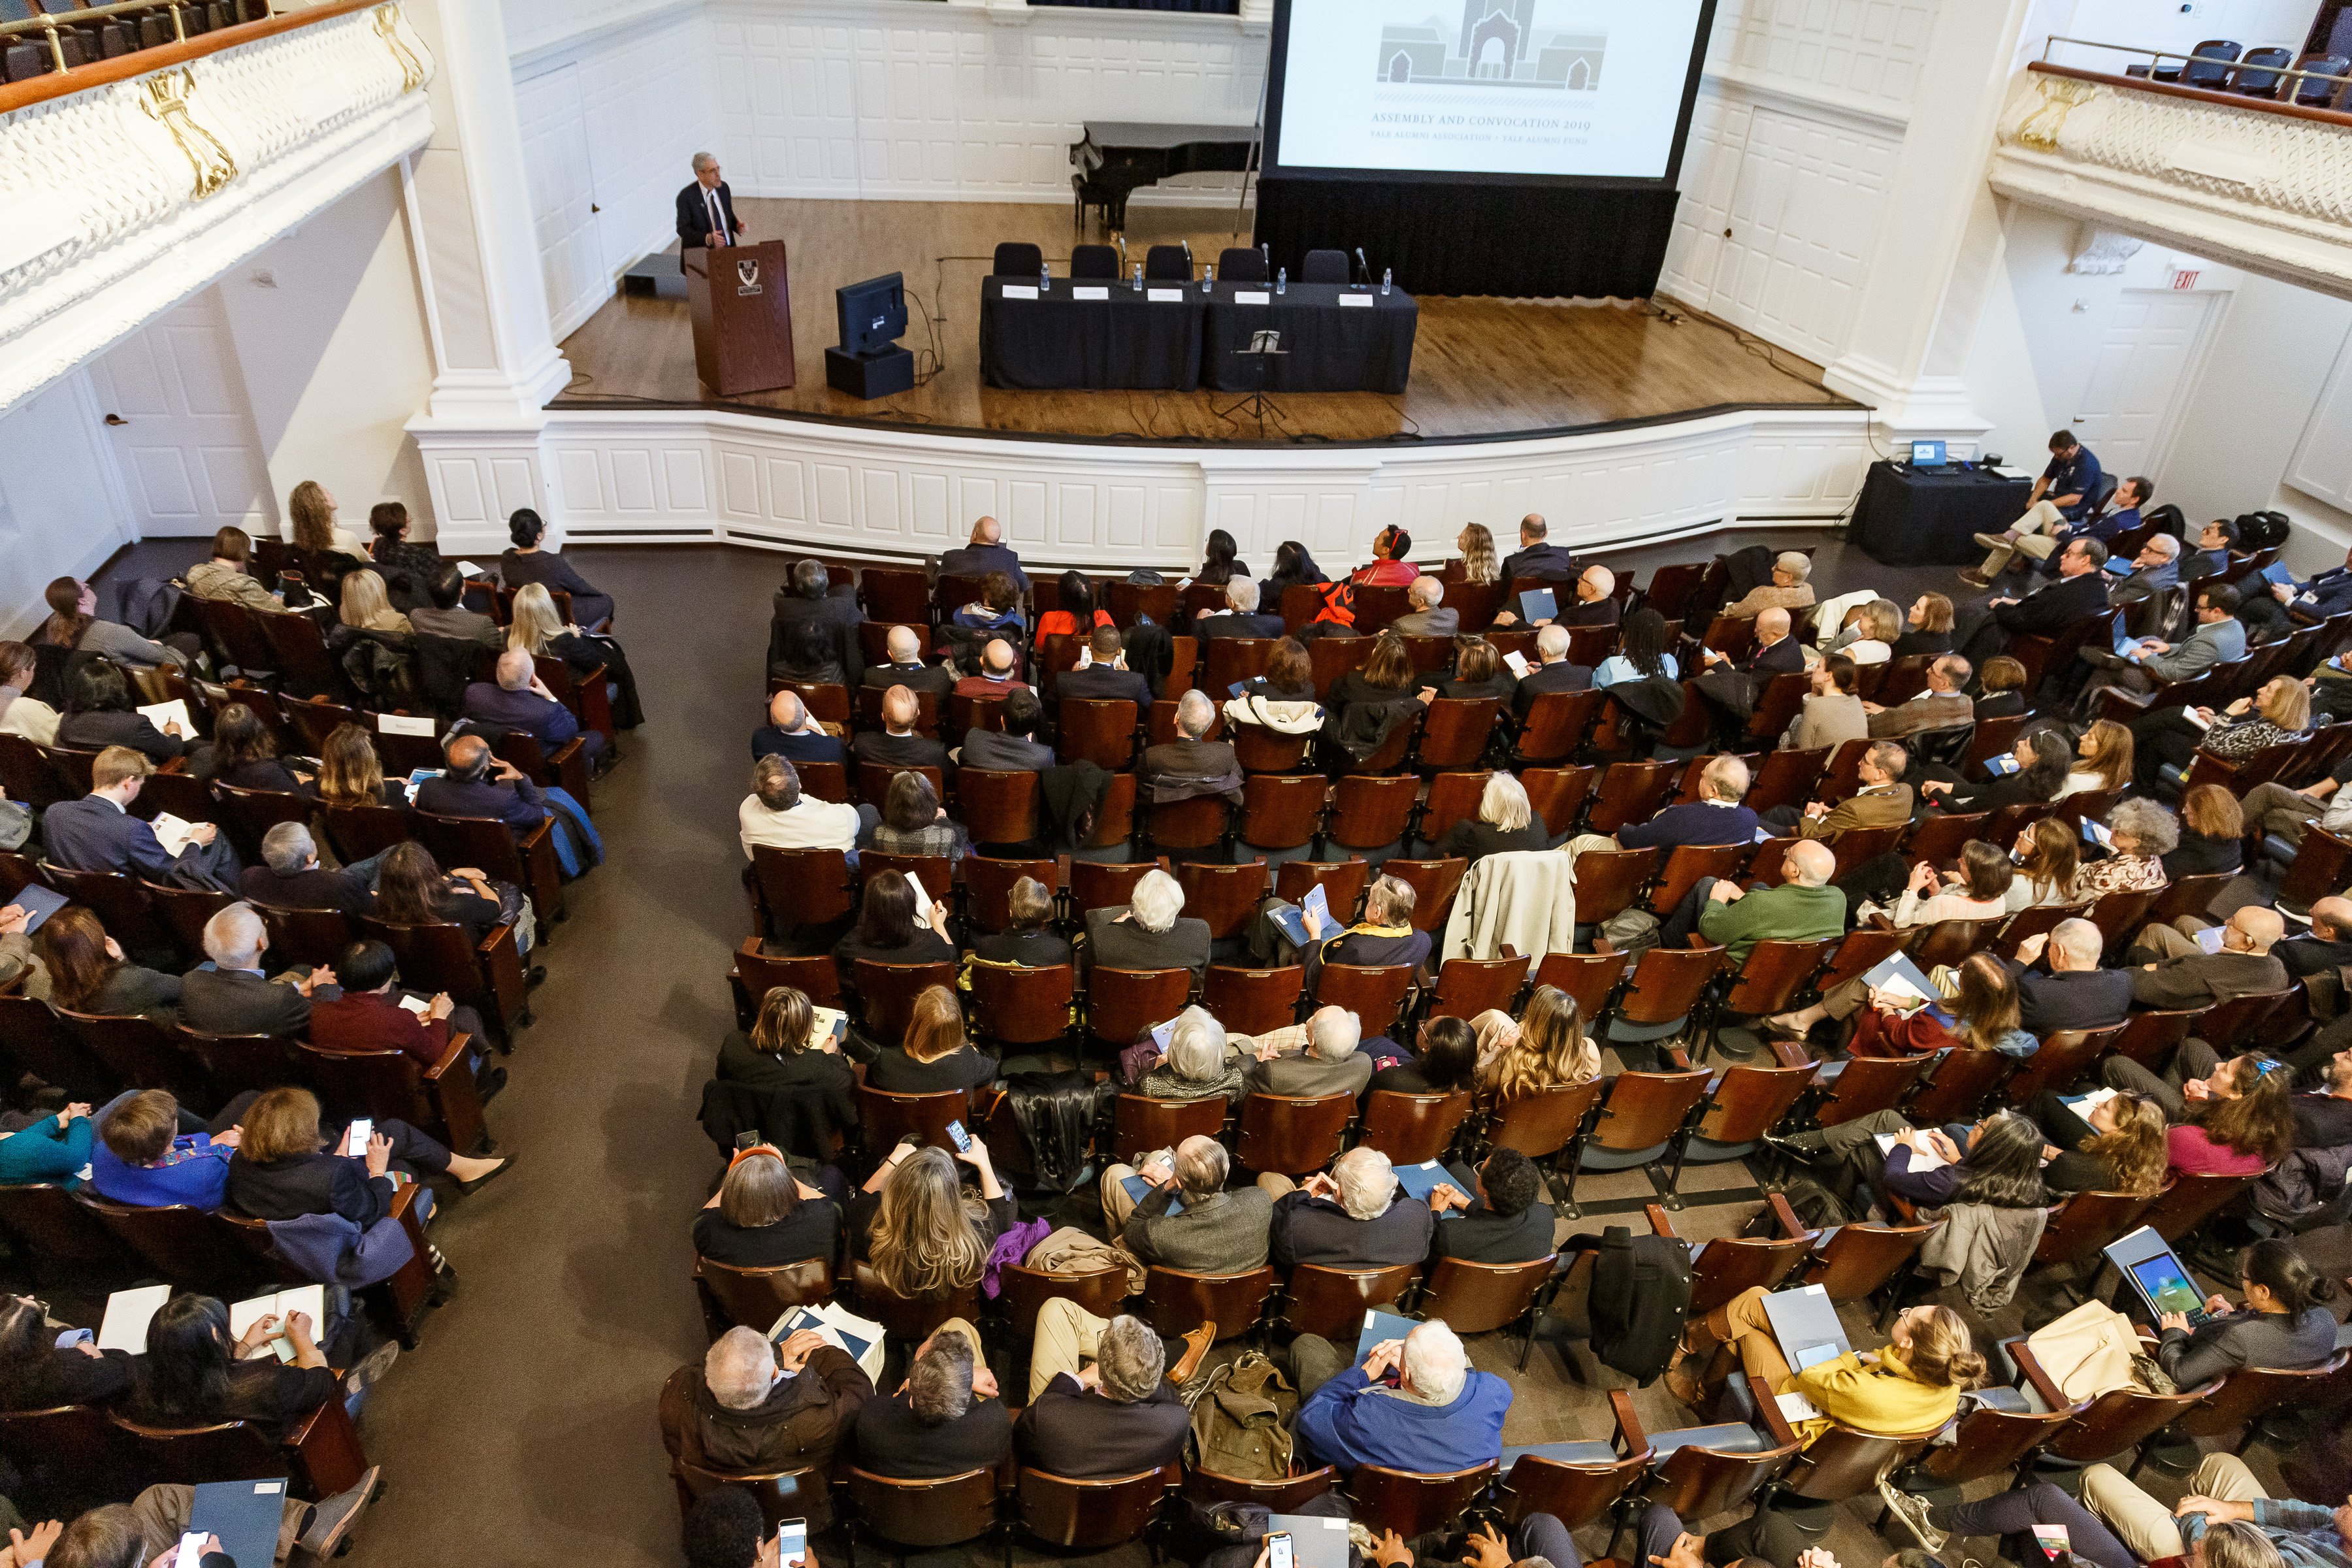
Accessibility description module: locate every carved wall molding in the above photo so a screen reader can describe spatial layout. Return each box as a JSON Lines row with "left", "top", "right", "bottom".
{"left": 2066, "top": 224, "right": 2144, "bottom": 275}
{"left": 1991, "top": 69, "right": 2352, "bottom": 299}
{"left": 0, "top": 4, "right": 436, "bottom": 414}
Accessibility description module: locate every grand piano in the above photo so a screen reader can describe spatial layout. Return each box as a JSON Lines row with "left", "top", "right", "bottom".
{"left": 1069, "top": 122, "right": 1258, "bottom": 230}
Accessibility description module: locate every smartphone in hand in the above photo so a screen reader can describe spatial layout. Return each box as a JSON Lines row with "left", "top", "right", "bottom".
{"left": 1267, "top": 1531, "right": 1294, "bottom": 1568}
{"left": 343, "top": 1119, "right": 373, "bottom": 1157}
{"left": 947, "top": 1119, "right": 973, "bottom": 1152}
{"left": 776, "top": 1517, "right": 808, "bottom": 1568}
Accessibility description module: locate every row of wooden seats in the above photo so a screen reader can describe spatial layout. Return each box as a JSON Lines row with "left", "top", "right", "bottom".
{"left": 0, "top": 1388, "right": 368, "bottom": 1514}
{"left": 0, "top": 0, "right": 261, "bottom": 85}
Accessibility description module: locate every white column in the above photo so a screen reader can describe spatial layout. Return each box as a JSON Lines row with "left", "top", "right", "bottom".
{"left": 399, "top": 0, "right": 570, "bottom": 553}
{"left": 1822, "top": 0, "right": 2040, "bottom": 445}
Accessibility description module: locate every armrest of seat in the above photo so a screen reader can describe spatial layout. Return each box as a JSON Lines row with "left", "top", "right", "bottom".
{"left": 1644, "top": 1203, "right": 1679, "bottom": 1241}
{"left": 476, "top": 921, "right": 527, "bottom": 1022}
{"left": 1607, "top": 1388, "right": 1649, "bottom": 1460}
{"left": 423, "top": 1031, "right": 472, "bottom": 1080}
{"left": 1766, "top": 1036, "right": 1812, "bottom": 1070}
{"left": 422, "top": 1032, "right": 487, "bottom": 1157}
{"left": 282, "top": 1373, "right": 369, "bottom": 1497}
{"left": 517, "top": 818, "right": 564, "bottom": 915}
{"left": 1767, "top": 1191, "right": 1816, "bottom": 1243}
{"left": 547, "top": 736, "right": 591, "bottom": 806}
{"left": 1737, "top": 1371, "right": 1801, "bottom": 1449}
{"left": 2010, "top": 1339, "right": 2069, "bottom": 1409}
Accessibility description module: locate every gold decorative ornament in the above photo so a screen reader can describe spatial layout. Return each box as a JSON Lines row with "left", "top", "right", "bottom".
{"left": 2014, "top": 77, "right": 2098, "bottom": 153}
{"left": 138, "top": 68, "right": 236, "bottom": 199}
{"left": 375, "top": 4, "right": 425, "bottom": 93}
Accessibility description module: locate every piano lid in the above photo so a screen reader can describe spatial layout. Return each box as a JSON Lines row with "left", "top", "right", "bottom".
{"left": 1075, "top": 122, "right": 1259, "bottom": 153}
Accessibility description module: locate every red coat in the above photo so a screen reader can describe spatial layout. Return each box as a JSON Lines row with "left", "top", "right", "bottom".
{"left": 306, "top": 990, "right": 451, "bottom": 1066}
{"left": 1350, "top": 560, "right": 1418, "bottom": 588}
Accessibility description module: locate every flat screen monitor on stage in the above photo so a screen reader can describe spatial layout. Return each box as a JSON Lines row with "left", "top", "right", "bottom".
{"left": 837, "top": 273, "right": 907, "bottom": 357}
{"left": 1264, "top": 0, "right": 1716, "bottom": 186}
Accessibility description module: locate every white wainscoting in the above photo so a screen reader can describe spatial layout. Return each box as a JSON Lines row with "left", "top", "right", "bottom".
{"left": 444, "top": 406, "right": 1875, "bottom": 569}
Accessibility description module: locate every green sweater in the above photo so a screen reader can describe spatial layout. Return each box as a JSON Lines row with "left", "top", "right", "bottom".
{"left": 1698, "top": 883, "right": 1846, "bottom": 962}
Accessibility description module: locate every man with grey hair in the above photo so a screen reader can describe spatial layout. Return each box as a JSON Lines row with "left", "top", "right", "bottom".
{"left": 661, "top": 1322, "right": 874, "bottom": 1473}
{"left": 1085, "top": 868, "right": 1213, "bottom": 980}
{"left": 2109, "top": 529, "right": 2182, "bottom": 607}
{"left": 739, "top": 753, "right": 868, "bottom": 861}
{"left": 2006, "top": 917, "right": 2135, "bottom": 1035}
{"left": 240, "top": 821, "right": 373, "bottom": 916}
{"left": 1725, "top": 551, "right": 1817, "bottom": 620}
{"left": 1264, "top": 1143, "right": 1431, "bottom": 1269}
{"left": 1017, "top": 1304, "right": 1190, "bottom": 1475}
{"left": 1245, "top": 1004, "right": 1374, "bottom": 1098}
{"left": 939, "top": 515, "right": 1030, "bottom": 591}
{"left": 1197, "top": 576, "right": 1284, "bottom": 640}
{"left": 464, "top": 644, "right": 602, "bottom": 766}
{"left": 1390, "top": 576, "right": 1458, "bottom": 638}
{"left": 1612, "top": 753, "right": 1758, "bottom": 851}
{"left": 674, "top": 150, "right": 743, "bottom": 269}
{"left": 1139, "top": 689, "right": 1240, "bottom": 804}
{"left": 1292, "top": 1317, "right": 1511, "bottom": 1471}
{"left": 1103, "top": 1133, "right": 1273, "bottom": 1272}
{"left": 1510, "top": 623, "right": 1594, "bottom": 717}
{"left": 767, "top": 555, "right": 864, "bottom": 684}
{"left": 847, "top": 1322, "right": 1009, "bottom": 1478}
{"left": 1863, "top": 654, "right": 1973, "bottom": 740}
{"left": 1299, "top": 873, "right": 1429, "bottom": 988}
{"left": 178, "top": 902, "right": 339, "bottom": 1036}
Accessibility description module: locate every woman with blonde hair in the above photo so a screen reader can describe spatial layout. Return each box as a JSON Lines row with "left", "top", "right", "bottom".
{"left": 314, "top": 722, "right": 403, "bottom": 808}
{"left": 1435, "top": 772, "right": 1548, "bottom": 862}
{"left": 1825, "top": 599, "right": 1899, "bottom": 664}
{"left": 2061, "top": 719, "right": 2133, "bottom": 797}
{"left": 287, "top": 480, "right": 364, "bottom": 555}
{"left": 2027, "top": 1088, "right": 2168, "bottom": 1196}
{"left": 335, "top": 569, "right": 410, "bottom": 636}
{"left": 854, "top": 1142, "right": 1011, "bottom": 1298}
{"left": 2005, "top": 817, "right": 2080, "bottom": 913}
{"left": 1480, "top": 986, "right": 1599, "bottom": 1098}
{"left": 693, "top": 1143, "right": 838, "bottom": 1268}
{"left": 2135, "top": 673, "right": 2310, "bottom": 792}
{"left": 506, "top": 581, "right": 644, "bottom": 730}
{"left": 866, "top": 985, "right": 996, "bottom": 1094}
{"left": 1671, "top": 1289, "right": 1982, "bottom": 1445}
{"left": 1455, "top": 524, "right": 1499, "bottom": 584}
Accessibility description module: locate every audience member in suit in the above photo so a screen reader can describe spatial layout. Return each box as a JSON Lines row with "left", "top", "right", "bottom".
{"left": 938, "top": 515, "right": 1030, "bottom": 592}
{"left": 1865, "top": 655, "right": 1974, "bottom": 740}
{"left": 954, "top": 686, "right": 1055, "bottom": 772}
{"left": 1246, "top": 1004, "right": 1376, "bottom": 1099}
{"left": 57, "top": 659, "right": 191, "bottom": 766}
{"left": 500, "top": 508, "right": 613, "bottom": 631}
{"left": 1616, "top": 753, "right": 1760, "bottom": 849}
{"left": 465, "top": 647, "right": 604, "bottom": 766}
{"left": 1196, "top": 577, "right": 1286, "bottom": 640}
{"left": 1439, "top": 638, "right": 1520, "bottom": 704}
{"left": 1264, "top": 1145, "right": 1434, "bottom": 1267}
{"left": 226, "top": 1084, "right": 500, "bottom": 1227}
{"left": 2277, "top": 897, "right": 2352, "bottom": 981}
{"left": 849, "top": 685, "right": 949, "bottom": 771}
{"left": 32, "top": 905, "right": 181, "bottom": 1021}
{"left": 1499, "top": 514, "right": 1579, "bottom": 584}
{"left": 43, "top": 745, "right": 229, "bottom": 881}
{"left": 409, "top": 563, "right": 502, "bottom": 646}
{"left": 1139, "top": 690, "right": 1240, "bottom": 801}
{"left": 833, "top": 872, "right": 958, "bottom": 991}
{"left": 851, "top": 1323, "right": 1011, "bottom": 1478}
{"left": 970, "top": 877, "right": 1073, "bottom": 968}
{"left": 1891, "top": 592, "right": 1957, "bottom": 659}
{"left": 1694, "top": 608, "right": 1803, "bottom": 731}
{"left": 414, "top": 734, "right": 549, "bottom": 836}
{"left": 1974, "top": 656, "right": 2030, "bottom": 718}
{"left": 1104, "top": 1135, "right": 1275, "bottom": 1272}
{"left": 1978, "top": 538, "right": 2112, "bottom": 653}
{"left": 2006, "top": 921, "right": 2136, "bottom": 1035}
{"left": 1301, "top": 874, "right": 1432, "bottom": 990}
{"left": 1435, "top": 772, "right": 1550, "bottom": 862}
{"left": 1560, "top": 566, "right": 1624, "bottom": 627}
{"left": 861, "top": 625, "right": 957, "bottom": 700}
{"left": 691, "top": 1145, "right": 840, "bottom": 1270}
{"left": 674, "top": 151, "right": 745, "bottom": 263}
{"left": 766, "top": 557, "right": 863, "bottom": 685}
{"left": 2078, "top": 583, "right": 2247, "bottom": 714}
{"left": 1428, "top": 1147, "right": 1556, "bottom": 1264}
{"left": 1084, "top": 870, "right": 1213, "bottom": 982}
{"left": 2124, "top": 905, "right": 2290, "bottom": 1009}
{"left": 717, "top": 983, "right": 858, "bottom": 1135}
{"left": 1765, "top": 740, "right": 1912, "bottom": 842}
{"left": 1057, "top": 626, "right": 1154, "bottom": 708}
{"left": 661, "top": 1324, "right": 873, "bottom": 1477}
{"left": 1016, "top": 1307, "right": 1189, "bottom": 1477}
{"left": 1388, "top": 576, "right": 1460, "bottom": 638}
{"left": 177, "top": 902, "right": 340, "bottom": 1038}
{"left": 867, "top": 985, "right": 997, "bottom": 1094}
{"left": 239, "top": 822, "right": 372, "bottom": 917}
{"left": 1511, "top": 625, "right": 1593, "bottom": 717}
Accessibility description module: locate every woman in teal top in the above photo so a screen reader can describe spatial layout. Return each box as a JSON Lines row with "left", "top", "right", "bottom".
{"left": 0, "top": 1104, "right": 95, "bottom": 1185}
{"left": 1593, "top": 607, "right": 1678, "bottom": 689}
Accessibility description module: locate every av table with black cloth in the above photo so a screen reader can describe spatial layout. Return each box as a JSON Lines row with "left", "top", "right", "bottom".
{"left": 1850, "top": 461, "right": 2036, "bottom": 566}
{"left": 978, "top": 278, "right": 1419, "bottom": 393}
{"left": 979, "top": 278, "right": 1205, "bottom": 391}
{"left": 1201, "top": 284, "right": 1416, "bottom": 394}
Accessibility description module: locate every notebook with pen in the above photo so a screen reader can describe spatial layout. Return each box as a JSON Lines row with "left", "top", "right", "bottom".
{"left": 1518, "top": 588, "right": 1558, "bottom": 623}
{"left": 2105, "top": 1226, "right": 2219, "bottom": 1328}
{"left": 1759, "top": 1283, "right": 1852, "bottom": 1371}
{"left": 1269, "top": 885, "right": 1331, "bottom": 949}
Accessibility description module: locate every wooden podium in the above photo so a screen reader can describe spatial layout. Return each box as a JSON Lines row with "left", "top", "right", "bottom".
{"left": 685, "top": 240, "right": 795, "bottom": 395}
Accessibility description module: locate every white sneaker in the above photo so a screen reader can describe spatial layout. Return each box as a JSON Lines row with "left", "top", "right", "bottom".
{"left": 1878, "top": 1477, "right": 1946, "bottom": 1552}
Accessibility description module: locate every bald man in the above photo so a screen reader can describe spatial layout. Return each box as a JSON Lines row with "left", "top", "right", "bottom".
{"left": 465, "top": 645, "right": 604, "bottom": 767}
{"left": 1499, "top": 514, "right": 1579, "bottom": 584}
{"left": 1558, "top": 565, "right": 1621, "bottom": 629}
{"left": 2278, "top": 896, "right": 2352, "bottom": 980}
{"left": 860, "top": 625, "right": 955, "bottom": 700}
{"left": 851, "top": 684, "right": 949, "bottom": 770}
{"left": 752, "top": 688, "right": 845, "bottom": 766}
{"left": 939, "top": 515, "right": 1030, "bottom": 591}
{"left": 2123, "top": 905, "right": 2289, "bottom": 1011}
{"left": 1658, "top": 840, "right": 1842, "bottom": 962}
{"left": 953, "top": 638, "right": 1030, "bottom": 700}
{"left": 414, "top": 732, "right": 548, "bottom": 835}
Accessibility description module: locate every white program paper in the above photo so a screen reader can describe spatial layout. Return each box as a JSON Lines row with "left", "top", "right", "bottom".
{"left": 377, "top": 713, "right": 437, "bottom": 736}
{"left": 1503, "top": 651, "right": 1531, "bottom": 679}
{"left": 228, "top": 1284, "right": 326, "bottom": 1362}
{"left": 1876, "top": 1132, "right": 1950, "bottom": 1171}
{"left": 99, "top": 1284, "right": 173, "bottom": 1352}
{"left": 138, "top": 700, "right": 193, "bottom": 735}
{"left": 1776, "top": 1390, "right": 1823, "bottom": 1423}
{"left": 147, "top": 812, "right": 200, "bottom": 858}
{"left": 905, "top": 872, "right": 933, "bottom": 931}
{"left": 397, "top": 994, "right": 432, "bottom": 1016}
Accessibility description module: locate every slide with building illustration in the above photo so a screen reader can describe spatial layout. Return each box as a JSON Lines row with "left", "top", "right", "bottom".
{"left": 1267, "top": 0, "right": 1712, "bottom": 182}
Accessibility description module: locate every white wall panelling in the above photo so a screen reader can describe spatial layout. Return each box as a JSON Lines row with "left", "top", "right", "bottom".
{"left": 83, "top": 291, "right": 273, "bottom": 538}
{"left": 2288, "top": 335, "right": 2352, "bottom": 517}
{"left": 703, "top": 0, "right": 1267, "bottom": 205}
{"left": 477, "top": 406, "right": 1872, "bottom": 571}
{"left": 0, "top": 372, "right": 139, "bottom": 641}
{"left": 1704, "top": 0, "right": 1936, "bottom": 119}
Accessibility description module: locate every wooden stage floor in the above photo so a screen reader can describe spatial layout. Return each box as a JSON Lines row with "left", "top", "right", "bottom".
{"left": 551, "top": 198, "right": 1856, "bottom": 444}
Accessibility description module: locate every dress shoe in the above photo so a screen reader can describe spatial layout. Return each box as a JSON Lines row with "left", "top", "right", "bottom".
{"left": 1166, "top": 1321, "right": 1217, "bottom": 1384}
{"left": 1955, "top": 569, "right": 1993, "bottom": 589}
{"left": 458, "top": 1153, "right": 515, "bottom": 1196}
{"left": 1971, "top": 531, "right": 2018, "bottom": 549}
{"left": 1663, "top": 1364, "right": 1708, "bottom": 1412}
{"left": 474, "top": 1066, "right": 508, "bottom": 1103}
{"left": 294, "top": 1464, "right": 381, "bottom": 1565}
{"left": 524, "top": 964, "right": 548, "bottom": 990}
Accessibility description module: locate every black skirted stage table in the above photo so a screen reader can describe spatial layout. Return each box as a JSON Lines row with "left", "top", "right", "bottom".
{"left": 1850, "top": 461, "right": 2036, "bottom": 566}
{"left": 979, "top": 278, "right": 1418, "bottom": 393}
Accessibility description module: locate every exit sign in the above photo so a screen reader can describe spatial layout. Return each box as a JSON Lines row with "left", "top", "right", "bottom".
{"left": 2172, "top": 269, "right": 2200, "bottom": 289}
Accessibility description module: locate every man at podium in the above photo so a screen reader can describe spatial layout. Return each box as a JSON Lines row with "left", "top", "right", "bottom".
{"left": 674, "top": 152, "right": 745, "bottom": 273}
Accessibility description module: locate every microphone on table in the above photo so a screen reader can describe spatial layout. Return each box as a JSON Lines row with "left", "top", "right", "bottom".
{"left": 1117, "top": 236, "right": 1128, "bottom": 273}
{"left": 1354, "top": 247, "right": 1369, "bottom": 286}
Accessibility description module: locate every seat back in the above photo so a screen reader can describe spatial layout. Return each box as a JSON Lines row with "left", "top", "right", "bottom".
{"left": 1277, "top": 858, "right": 1370, "bottom": 921}
{"left": 993, "top": 241, "right": 1043, "bottom": 278}
{"left": 1201, "top": 966, "right": 1306, "bottom": 1036}
{"left": 1313, "top": 963, "right": 1416, "bottom": 1036}
{"left": 2141, "top": 1169, "right": 2257, "bottom": 1242}
{"left": 1301, "top": 249, "right": 1349, "bottom": 284}
{"left": 1235, "top": 1092, "right": 1355, "bottom": 1175}
{"left": 2034, "top": 1186, "right": 2163, "bottom": 1267}
{"left": 2194, "top": 988, "right": 2291, "bottom": 1057}
{"left": 1801, "top": 1220, "right": 1937, "bottom": 1301}
{"left": 1282, "top": 1261, "right": 1422, "bottom": 1339}
{"left": 955, "top": 772, "right": 1042, "bottom": 847}
{"left": 1141, "top": 1265, "right": 1280, "bottom": 1340}
{"left": 1017, "top": 1462, "right": 1178, "bottom": 1550}
{"left": 1112, "top": 1093, "right": 1227, "bottom": 1156}
{"left": 2176, "top": 1351, "right": 2351, "bottom": 1438}
{"left": 255, "top": 905, "right": 355, "bottom": 970}
{"left": 855, "top": 1084, "right": 970, "bottom": 1154}
{"left": 78, "top": 1196, "right": 246, "bottom": 1292}
{"left": 1068, "top": 859, "right": 1155, "bottom": 919}
{"left": 845, "top": 1466, "right": 1001, "bottom": 1550}
{"left": 1347, "top": 1463, "right": 1498, "bottom": 1539}
{"left": 318, "top": 802, "right": 414, "bottom": 865}
{"left": 1649, "top": 844, "right": 1748, "bottom": 918}
{"left": 1086, "top": 966, "right": 1193, "bottom": 1047}
{"left": 1055, "top": 700, "right": 1138, "bottom": 768}
{"left": 172, "top": 1026, "right": 297, "bottom": 1102}
{"left": 2042, "top": 1378, "right": 2219, "bottom": 1463}
{"left": 1531, "top": 951, "right": 1630, "bottom": 1021}
{"left": 1780, "top": 1420, "right": 1943, "bottom": 1502}
{"left": 966, "top": 963, "right": 1076, "bottom": 1046}
{"left": 1380, "top": 858, "right": 1465, "bottom": 935}
{"left": 1688, "top": 1231, "right": 1815, "bottom": 1317}
{"left": 1520, "top": 766, "right": 1595, "bottom": 837}
{"left": 1241, "top": 774, "right": 1327, "bottom": 849}
{"left": 1584, "top": 760, "right": 1677, "bottom": 834}
{"left": 1514, "top": 690, "right": 1601, "bottom": 764}
{"left": 1904, "top": 1046, "right": 2014, "bottom": 1124}
{"left": 2181, "top": 38, "right": 2243, "bottom": 88}
{"left": 1417, "top": 1252, "right": 1557, "bottom": 1335}
{"left": 1586, "top": 1067, "right": 1711, "bottom": 1156}
{"left": 1812, "top": 928, "right": 1908, "bottom": 994}
{"left": 1357, "top": 1090, "right": 1473, "bottom": 1166}
{"left": 848, "top": 960, "right": 959, "bottom": 1041}
{"left": 2002, "top": 1024, "right": 2125, "bottom": 1103}
{"left": 847, "top": 1258, "right": 979, "bottom": 1343}
{"left": 1615, "top": 946, "right": 1723, "bottom": 1027}
{"left": 957, "top": 857, "right": 1056, "bottom": 934}
{"left": 1569, "top": 846, "right": 1659, "bottom": 924}
{"left": 1647, "top": 1430, "right": 1799, "bottom": 1520}
{"left": 1486, "top": 1080, "right": 1603, "bottom": 1161}
{"left": 1326, "top": 774, "right": 1417, "bottom": 849}
{"left": 1811, "top": 1053, "right": 1931, "bottom": 1127}
{"left": 673, "top": 1459, "right": 834, "bottom": 1528}
{"left": 694, "top": 1256, "right": 835, "bottom": 1334}
{"left": 1915, "top": 1398, "right": 2083, "bottom": 1484}
{"left": 0, "top": 734, "right": 68, "bottom": 812}
{"left": 60, "top": 1009, "right": 211, "bottom": 1107}
{"left": 1416, "top": 699, "right": 1498, "bottom": 769}
{"left": 994, "top": 1260, "right": 1131, "bottom": 1345}
{"left": 1173, "top": 861, "right": 1268, "bottom": 939}
{"left": 41, "top": 866, "right": 168, "bottom": 954}
{"left": 1689, "top": 1060, "right": 1818, "bottom": 1146}
{"left": 1184, "top": 1465, "right": 1339, "bottom": 1511}
{"left": 1718, "top": 938, "right": 1837, "bottom": 1019}
{"left": 1217, "top": 246, "right": 1269, "bottom": 282}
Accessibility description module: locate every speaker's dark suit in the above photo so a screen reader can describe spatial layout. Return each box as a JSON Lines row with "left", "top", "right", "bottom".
{"left": 675, "top": 180, "right": 744, "bottom": 272}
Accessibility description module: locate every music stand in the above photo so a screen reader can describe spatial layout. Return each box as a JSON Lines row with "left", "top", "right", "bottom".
{"left": 1214, "top": 327, "right": 1289, "bottom": 438}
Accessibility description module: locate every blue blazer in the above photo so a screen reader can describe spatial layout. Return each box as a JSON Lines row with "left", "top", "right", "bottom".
{"left": 42, "top": 795, "right": 189, "bottom": 880}
{"left": 414, "top": 772, "right": 546, "bottom": 835}
{"left": 462, "top": 682, "right": 580, "bottom": 751}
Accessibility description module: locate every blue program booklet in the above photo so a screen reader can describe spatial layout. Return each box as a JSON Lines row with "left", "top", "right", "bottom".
{"left": 1862, "top": 952, "right": 1942, "bottom": 1007}
{"left": 4, "top": 883, "right": 67, "bottom": 932}
{"left": 1230, "top": 681, "right": 1249, "bottom": 698}
{"left": 2261, "top": 561, "right": 2296, "bottom": 587}
{"left": 1391, "top": 1159, "right": 1463, "bottom": 1219}
{"left": 1355, "top": 1308, "right": 1419, "bottom": 1369}
{"left": 775, "top": 1307, "right": 872, "bottom": 1365}
{"left": 1984, "top": 753, "right": 2021, "bottom": 776}
{"left": 2102, "top": 556, "right": 2132, "bottom": 576}
{"left": 2082, "top": 819, "right": 2115, "bottom": 849}
{"left": 2110, "top": 612, "right": 2140, "bottom": 661}
{"left": 1518, "top": 588, "right": 1558, "bottom": 623}
{"left": 1268, "top": 884, "right": 1331, "bottom": 949}
{"left": 1120, "top": 1175, "right": 1185, "bottom": 1215}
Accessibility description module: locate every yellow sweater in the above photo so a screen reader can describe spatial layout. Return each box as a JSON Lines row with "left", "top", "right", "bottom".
{"left": 1784, "top": 1345, "right": 1959, "bottom": 1446}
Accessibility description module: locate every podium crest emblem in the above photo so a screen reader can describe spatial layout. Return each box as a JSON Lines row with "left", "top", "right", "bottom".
{"left": 736, "top": 259, "right": 762, "bottom": 294}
